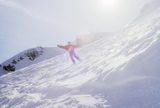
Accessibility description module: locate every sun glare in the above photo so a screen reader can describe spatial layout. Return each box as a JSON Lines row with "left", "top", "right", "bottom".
{"left": 99, "top": 0, "right": 118, "bottom": 11}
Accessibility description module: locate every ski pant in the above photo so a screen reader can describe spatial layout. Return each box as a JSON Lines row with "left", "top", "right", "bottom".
{"left": 69, "top": 50, "right": 80, "bottom": 63}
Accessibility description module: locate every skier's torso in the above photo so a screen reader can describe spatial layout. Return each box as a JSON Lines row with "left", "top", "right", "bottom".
{"left": 68, "top": 45, "right": 75, "bottom": 52}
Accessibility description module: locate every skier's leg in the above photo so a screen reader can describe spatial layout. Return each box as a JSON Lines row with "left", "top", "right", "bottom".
{"left": 69, "top": 52, "right": 75, "bottom": 63}
{"left": 73, "top": 52, "right": 81, "bottom": 61}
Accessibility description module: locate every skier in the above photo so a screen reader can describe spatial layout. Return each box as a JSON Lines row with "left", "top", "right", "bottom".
{"left": 57, "top": 41, "right": 81, "bottom": 64}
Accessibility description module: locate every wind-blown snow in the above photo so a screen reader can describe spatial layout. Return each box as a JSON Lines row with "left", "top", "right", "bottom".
{"left": 1, "top": 7, "right": 160, "bottom": 108}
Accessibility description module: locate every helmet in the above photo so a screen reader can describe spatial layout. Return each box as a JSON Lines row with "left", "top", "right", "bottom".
{"left": 68, "top": 41, "right": 71, "bottom": 45}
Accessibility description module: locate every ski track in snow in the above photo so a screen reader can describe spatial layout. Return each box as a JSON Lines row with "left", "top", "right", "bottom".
{"left": 1, "top": 8, "right": 160, "bottom": 108}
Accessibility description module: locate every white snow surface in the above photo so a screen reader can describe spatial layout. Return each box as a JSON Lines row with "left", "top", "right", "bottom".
{"left": 1, "top": 7, "right": 160, "bottom": 108}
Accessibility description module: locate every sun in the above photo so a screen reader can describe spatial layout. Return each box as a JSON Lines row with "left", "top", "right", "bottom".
{"left": 99, "top": 0, "right": 118, "bottom": 11}
{"left": 104, "top": 0, "right": 116, "bottom": 6}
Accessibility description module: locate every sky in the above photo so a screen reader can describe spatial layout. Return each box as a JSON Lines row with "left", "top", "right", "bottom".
{"left": 0, "top": 0, "right": 152, "bottom": 63}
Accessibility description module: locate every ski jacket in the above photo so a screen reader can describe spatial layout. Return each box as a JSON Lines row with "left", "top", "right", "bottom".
{"left": 58, "top": 44, "right": 79, "bottom": 51}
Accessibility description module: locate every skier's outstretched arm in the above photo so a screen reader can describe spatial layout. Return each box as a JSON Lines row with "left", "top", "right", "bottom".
{"left": 57, "top": 45, "right": 68, "bottom": 50}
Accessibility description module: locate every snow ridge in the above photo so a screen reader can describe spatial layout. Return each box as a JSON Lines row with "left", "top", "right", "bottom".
{"left": 0, "top": 47, "right": 65, "bottom": 75}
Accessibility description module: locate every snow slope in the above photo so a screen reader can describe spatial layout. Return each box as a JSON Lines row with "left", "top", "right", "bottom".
{"left": 0, "top": 33, "right": 107, "bottom": 75}
{"left": 0, "top": 47, "right": 65, "bottom": 75}
{"left": 126, "top": 0, "right": 160, "bottom": 27}
{"left": 1, "top": 7, "right": 160, "bottom": 108}
{"left": 135, "top": 0, "right": 160, "bottom": 21}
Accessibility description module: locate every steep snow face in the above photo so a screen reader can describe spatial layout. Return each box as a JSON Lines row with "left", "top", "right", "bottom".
{"left": 136, "top": 0, "right": 160, "bottom": 20}
{"left": 1, "top": 8, "right": 160, "bottom": 108}
{"left": 126, "top": 0, "right": 160, "bottom": 27}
